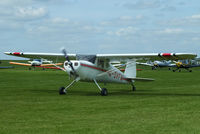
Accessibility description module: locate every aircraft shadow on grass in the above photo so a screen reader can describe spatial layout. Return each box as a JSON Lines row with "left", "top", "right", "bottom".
{"left": 30, "top": 89, "right": 200, "bottom": 97}
{"left": 132, "top": 92, "right": 200, "bottom": 97}
{"left": 76, "top": 89, "right": 200, "bottom": 97}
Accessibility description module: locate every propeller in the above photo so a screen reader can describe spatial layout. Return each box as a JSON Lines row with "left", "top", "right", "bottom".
{"left": 62, "top": 49, "right": 75, "bottom": 73}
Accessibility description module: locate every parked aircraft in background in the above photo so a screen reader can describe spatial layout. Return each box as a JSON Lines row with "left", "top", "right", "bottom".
{"left": 138, "top": 59, "right": 200, "bottom": 72}
{"left": 137, "top": 60, "right": 172, "bottom": 70}
{"left": 170, "top": 60, "right": 200, "bottom": 72}
{"left": 4, "top": 51, "right": 197, "bottom": 96}
{"left": 9, "top": 61, "right": 63, "bottom": 70}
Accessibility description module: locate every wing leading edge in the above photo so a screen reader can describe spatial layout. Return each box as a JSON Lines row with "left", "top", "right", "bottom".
{"left": 4, "top": 52, "right": 197, "bottom": 62}
{"left": 96, "top": 53, "right": 197, "bottom": 62}
{"left": 4, "top": 52, "right": 76, "bottom": 62}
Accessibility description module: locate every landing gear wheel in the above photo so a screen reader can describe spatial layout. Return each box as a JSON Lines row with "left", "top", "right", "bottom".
{"left": 101, "top": 88, "right": 108, "bottom": 96}
{"left": 132, "top": 85, "right": 136, "bottom": 91}
{"left": 59, "top": 87, "right": 66, "bottom": 95}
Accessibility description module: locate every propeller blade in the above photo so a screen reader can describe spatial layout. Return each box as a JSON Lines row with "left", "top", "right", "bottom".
{"left": 62, "top": 49, "right": 70, "bottom": 62}
{"left": 61, "top": 48, "right": 75, "bottom": 73}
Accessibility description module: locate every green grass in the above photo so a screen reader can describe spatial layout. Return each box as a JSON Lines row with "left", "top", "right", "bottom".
{"left": 1, "top": 61, "right": 200, "bottom": 134}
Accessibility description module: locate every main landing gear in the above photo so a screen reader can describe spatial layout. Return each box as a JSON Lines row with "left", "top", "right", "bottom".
{"left": 59, "top": 79, "right": 77, "bottom": 95}
{"left": 131, "top": 83, "right": 136, "bottom": 91}
{"left": 59, "top": 79, "right": 135, "bottom": 96}
{"left": 94, "top": 79, "right": 108, "bottom": 96}
{"left": 59, "top": 87, "right": 66, "bottom": 94}
{"left": 59, "top": 79, "right": 108, "bottom": 96}
{"left": 132, "top": 85, "right": 136, "bottom": 91}
{"left": 101, "top": 88, "right": 108, "bottom": 96}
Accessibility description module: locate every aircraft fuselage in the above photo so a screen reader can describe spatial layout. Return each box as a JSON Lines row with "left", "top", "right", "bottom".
{"left": 63, "top": 60, "right": 130, "bottom": 84}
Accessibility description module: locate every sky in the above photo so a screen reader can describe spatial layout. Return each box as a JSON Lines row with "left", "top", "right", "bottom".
{"left": 1, "top": 0, "right": 200, "bottom": 59}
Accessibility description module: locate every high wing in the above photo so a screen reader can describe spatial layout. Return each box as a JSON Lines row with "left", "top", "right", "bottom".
{"left": 4, "top": 52, "right": 76, "bottom": 62}
{"left": 96, "top": 53, "right": 197, "bottom": 62}
{"left": 4, "top": 52, "right": 197, "bottom": 62}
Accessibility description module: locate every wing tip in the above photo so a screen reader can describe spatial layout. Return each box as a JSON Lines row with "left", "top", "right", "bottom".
{"left": 4, "top": 52, "right": 11, "bottom": 55}
{"left": 4, "top": 52, "right": 23, "bottom": 56}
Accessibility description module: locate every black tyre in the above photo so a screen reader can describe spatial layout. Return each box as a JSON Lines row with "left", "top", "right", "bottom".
{"left": 132, "top": 85, "right": 136, "bottom": 91}
{"left": 101, "top": 88, "right": 108, "bottom": 96}
{"left": 59, "top": 87, "right": 66, "bottom": 95}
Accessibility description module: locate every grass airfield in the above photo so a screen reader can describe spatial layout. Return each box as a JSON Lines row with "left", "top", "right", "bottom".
{"left": 1, "top": 61, "right": 200, "bottom": 134}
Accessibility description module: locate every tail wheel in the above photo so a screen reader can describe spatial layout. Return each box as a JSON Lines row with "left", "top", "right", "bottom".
{"left": 132, "top": 85, "right": 136, "bottom": 91}
{"left": 59, "top": 87, "right": 66, "bottom": 95}
{"left": 101, "top": 88, "right": 108, "bottom": 96}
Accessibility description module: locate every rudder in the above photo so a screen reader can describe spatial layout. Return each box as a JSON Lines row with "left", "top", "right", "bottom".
{"left": 124, "top": 61, "right": 136, "bottom": 78}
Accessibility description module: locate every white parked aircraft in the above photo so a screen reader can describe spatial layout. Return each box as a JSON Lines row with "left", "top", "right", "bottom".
{"left": 4, "top": 51, "right": 197, "bottom": 96}
{"left": 27, "top": 59, "right": 51, "bottom": 66}
{"left": 137, "top": 60, "right": 172, "bottom": 70}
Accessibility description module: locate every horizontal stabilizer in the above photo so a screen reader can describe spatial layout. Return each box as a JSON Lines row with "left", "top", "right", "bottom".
{"left": 128, "top": 77, "right": 155, "bottom": 81}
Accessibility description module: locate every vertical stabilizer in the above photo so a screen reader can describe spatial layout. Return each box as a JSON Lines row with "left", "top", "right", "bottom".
{"left": 124, "top": 61, "right": 136, "bottom": 78}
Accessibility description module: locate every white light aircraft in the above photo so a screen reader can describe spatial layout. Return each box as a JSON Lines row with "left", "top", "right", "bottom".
{"left": 27, "top": 59, "right": 54, "bottom": 66}
{"left": 137, "top": 60, "right": 172, "bottom": 70}
{"left": 4, "top": 51, "right": 197, "bottom": 96}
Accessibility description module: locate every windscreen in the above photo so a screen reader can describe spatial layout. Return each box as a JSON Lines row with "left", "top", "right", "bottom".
{"left": 76, "top": 55, "right": 96, "bottom": 63}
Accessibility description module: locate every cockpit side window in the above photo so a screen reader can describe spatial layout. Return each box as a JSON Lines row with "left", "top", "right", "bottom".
{"left": 98, "top": 60, "right": 104, "bottom": 68}
{"left": 74, "top": 62, "right": 78, "bottom": 66}
{"left": 97, "top": 59, "right": 110, "bottom": 69}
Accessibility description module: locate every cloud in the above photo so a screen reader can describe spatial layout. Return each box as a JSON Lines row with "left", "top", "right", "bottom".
{"left": 0, "top": 7, "right": 48, "bottom": 28}
{"left": 178, "top": 2, "right": 185, "bottom": 6}
{"left": 158, "top": 14, "right": 200, "bottom": 27}
{"left": 26, "top": 17, "right": 104, "bottom": 46}
{"left": 50, "top": 17, "right": 69, "bottom": 23}
{"left": 0, "top": 0, "right": 32, "bottom": 6}
{"left": 14, "top": 7, "right": 48, "bottom": 21}
{"left": 107, "top": 26, "right": 138, "bottom": 37}
{"left": 0, "top": 0, "right": 76, "bottom": 6}
{"left": 192, "top": 37, "right": 200, "bottom": 41}
{"left": 190, "top": 14, "right": 200, "bottom": 19}
{"left": 123, "top": 0, "right": 177, "bottom": 13}
{"left": 1, "top": 0, "right": 200, "bottom": 59}
{"left": 33, "top": 0, "right": 77, "bottom": 4}
{"left": 157, "top": 28, "right": 184, "bottom": 34}
{"left": 0, "top": 20, "right": 22, "bottom": 30}
{"left": 100, "top": 15, "right": 146, "bottom": 27}
{"left": 123, "top": 0, "right": 161, "bottom": 10}
{"left": 160, "top": 5, "right": 176, "bottom": 11}
{"left": 0, "top": 6, "right": 48, "bottom": 34}
{"left": 0, "top": 0, "right": 49, "bottom": 21}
